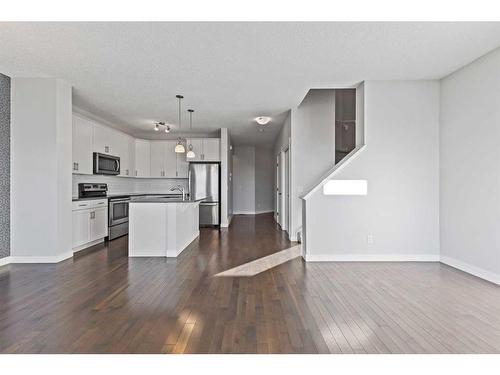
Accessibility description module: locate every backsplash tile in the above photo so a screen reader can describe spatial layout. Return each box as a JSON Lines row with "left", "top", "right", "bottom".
{"left": 72, "top": 174, "right": 188, "bottom": 197}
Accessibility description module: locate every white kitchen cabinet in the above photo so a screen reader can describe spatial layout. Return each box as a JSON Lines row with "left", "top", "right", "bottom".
{"left": 164, "top": 141, "right": 178, "bottom": 178}
{"left": 93, "top": 123, "right": 116, "bottom": 155}
{"left": 150, "top": 141, "right": 165, "bottom": 177}
{"left": 72, "top": 115, "right": 93, "bottom": 174}
{"left": 185, "top": 139, "right": 203, "bottom": 161}
{"left": 128, "top": 136, "right": 135, "bottom": 177}
{"left": 135, "top": 139, "right": 150, "bottom": 177}
{"left": 117, "top": 133, "right": 134, "bottom": 177}
{"left": 203, "top": 138, "right": 220, "bottom": 161}
{"left": 72, "top": 199, "right": 108, "bottom": 251}
{"left": 185, "top": 138, "right": 220, "bottom": 161}
{"left": 72, "top": 209, "right": 91, "bottom": 248}
{"left": 90, "top": 207, "right": 108, "bottom": 240}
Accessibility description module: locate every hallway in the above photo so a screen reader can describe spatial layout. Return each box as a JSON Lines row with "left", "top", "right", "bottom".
{"left": 1, "top": 213, "right": 500, "bottom": 353}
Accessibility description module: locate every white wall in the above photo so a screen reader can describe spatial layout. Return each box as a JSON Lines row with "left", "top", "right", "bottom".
{"left": 291, "top": 90, "right": 336, "bottom": 240}
{"left": 440, "top": 47, "right": 500, "bottom": 281}
{"left": 233, "top": 146, "right": 255, "bottom": 214}
{"left": 11, "top": 78, "right": 73, "bottom": 261}
{"left": 220, "top": 128, "right": 233, "bottom": 227}
{"left": 303, "top": 81, "right": 440, "bottom": 261}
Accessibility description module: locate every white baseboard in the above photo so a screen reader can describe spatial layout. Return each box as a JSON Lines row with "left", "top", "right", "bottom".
{"left": 171, "top": 231, "right": 200, "bottom": 257}
{"left": 233, "top": 210, "right": 274, "bottom": 215}
{"left": 305, "top": 253, "right": 440, "bottom": 262}
{"left": 72, "top": 238, "right": 104, "bottom": 253}
{"left": 440, "top": 255, "right": 500, "bottom": 285}
{"left": 9, "top": 250, "right": 74, "bottom": 264}
{"left": 0, "top": 256, "right": 12, "bottom": 267}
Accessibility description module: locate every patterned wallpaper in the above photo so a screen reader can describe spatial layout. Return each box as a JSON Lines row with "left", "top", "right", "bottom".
{"left": 0, "top": 73, "right": 10, "bottom": 259}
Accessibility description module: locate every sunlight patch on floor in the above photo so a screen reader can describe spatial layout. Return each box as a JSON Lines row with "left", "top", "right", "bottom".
{"left": 214, "top": 245, "right": 302, "bottom": 277}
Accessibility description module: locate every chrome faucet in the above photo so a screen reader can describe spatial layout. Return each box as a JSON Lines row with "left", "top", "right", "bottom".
{"left": 170, "top": 185, "right": 186, "bottom": 201}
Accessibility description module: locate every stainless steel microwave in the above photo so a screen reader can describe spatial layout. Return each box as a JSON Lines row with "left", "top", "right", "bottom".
{"left": 93, "top": 152, "right": 120, "bottom": 175}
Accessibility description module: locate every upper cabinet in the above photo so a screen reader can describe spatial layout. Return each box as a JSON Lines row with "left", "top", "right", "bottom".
{"left": 93, "top": 123, "right": 116, "bottom": 155}
{"left": 73, "top": 113, "right": 220, "bottom": 179}
{"left": 150, "top": 140, "right": 188, "bottom": 178}
{"left": 203, "top": 139, "right": 221, "bottom": 161}
{"left": 134, "top": 139, "right": 151, "bottom": 178}
{"left": 186, "top": 138, "right": 220, "bottom": 161}
{"left": 72, "top": 115, "right": 93, "bottom": 175}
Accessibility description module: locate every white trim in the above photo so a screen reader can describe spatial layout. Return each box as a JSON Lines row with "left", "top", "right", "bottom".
{"left": 305, "top": 253, "right": 440, "bottom": 262}
{"left": 440, "top": 255, "right": 500, "bottom": 285}
{"left": 233, "top": 210, "right": 274, "bottom": 215}
{"left": 221, "top": 215, "right": 233, "bottom": 228}
{"left": 300, "top": 145, "right": 366, "bottom": 200}
{"left": 72, "top": 238, "right": 104, "bottom": 253}
{"left": 0, "top": 256, "right": 12, "bottom": 267}
{"left": 9, "top": 251, "right": 73, "bottom": 264}
{"left": 169, "top": 231, "right": 200, "bottom": 257}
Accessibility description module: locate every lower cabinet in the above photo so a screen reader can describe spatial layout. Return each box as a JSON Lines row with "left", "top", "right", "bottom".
{"left": 72, "top": 199, "right": 108, "bottom": 251}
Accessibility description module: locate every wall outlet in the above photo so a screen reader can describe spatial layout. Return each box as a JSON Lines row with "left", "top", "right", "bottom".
{"left": 367, "top": 234, "right": 374, "bottom": 244}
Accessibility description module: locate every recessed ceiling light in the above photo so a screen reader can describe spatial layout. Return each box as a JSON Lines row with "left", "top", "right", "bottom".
{"left": 255, "top": 116, "right": 271, "bottom": 125}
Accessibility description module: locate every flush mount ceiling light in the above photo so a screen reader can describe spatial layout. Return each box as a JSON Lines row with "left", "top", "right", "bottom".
{"left": 255, "top": 116, "right": 271, "bottom": 125}
{"left": 174, "top": 95, "right": 186, "bottom": 153}
{"left": 186, "top": 109, "right": 196, "bottom": 159}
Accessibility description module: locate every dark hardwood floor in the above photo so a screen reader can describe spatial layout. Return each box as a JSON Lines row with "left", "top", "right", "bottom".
{"left": 1, "top": 213, "right": 500, "bottom": 353}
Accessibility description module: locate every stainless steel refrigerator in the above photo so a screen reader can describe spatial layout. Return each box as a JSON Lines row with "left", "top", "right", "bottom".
{"left": 189, "top": 162, "right": 221, "bottom": 227}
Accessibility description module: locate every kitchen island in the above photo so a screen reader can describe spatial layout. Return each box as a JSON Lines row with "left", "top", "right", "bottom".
{"left": 128, "top": 197, "right": 202, "bottom": 257}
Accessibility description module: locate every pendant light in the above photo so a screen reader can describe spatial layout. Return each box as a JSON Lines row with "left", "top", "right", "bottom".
{"left": 186, "top": 109, "right": 196, "bottom": 159}
{"left": 174, "top": 94, "right": 186, "bottom": 153}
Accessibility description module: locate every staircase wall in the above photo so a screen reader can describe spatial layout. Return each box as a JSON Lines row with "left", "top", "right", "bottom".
{"left": 439, "top": 46, "right": 500, "bottom": 281}
{"left": 303, "top": 81, "right": 440, "bottom": 260}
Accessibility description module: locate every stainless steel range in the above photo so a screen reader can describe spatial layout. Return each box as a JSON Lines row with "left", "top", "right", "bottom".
{"left": 108, "top": 196, "right": 130, "bottom": 240}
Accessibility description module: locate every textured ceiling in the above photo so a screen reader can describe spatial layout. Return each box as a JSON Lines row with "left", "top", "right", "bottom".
{"left": 1, "top": 22, "right": 500, "bottom": 147}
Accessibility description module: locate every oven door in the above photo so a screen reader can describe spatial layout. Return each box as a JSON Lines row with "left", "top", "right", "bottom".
{"left": 109, "top": 199, "right": 129, "bottom": 226}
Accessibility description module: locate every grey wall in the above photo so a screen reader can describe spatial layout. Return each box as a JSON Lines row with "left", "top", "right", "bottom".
{"left": 233, "top": 146, "right": 255, "bottom": 214}
{"left": 254, "top": 148, "right": 275, "bottom": 213}
{"left": 233, "top": 145, "right": 274, "bottom": 214}
{"left": 0, "top": 73, "right": 10, "bottom": 259}
{"left": 291, "top": 89, "right": 336, "bottom": 239}
{"left": 304, "top": 81, "right": 440, "bottom": 260}
{"left": 440, "top": 46, "right": 500, "bottom": 280}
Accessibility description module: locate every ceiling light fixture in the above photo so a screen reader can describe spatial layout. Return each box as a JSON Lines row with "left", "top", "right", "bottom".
{"left": 174, "top": 95, "right": 186, "bottom": 153}
{"left": 154, "top": 121, "right": 170, "bottom": 133}
{"left": 186, "top": 109, "right": 196, "bottom": 159}
{"left": 255, "top": 116, "right": 271, "bottom": 125}
{"left": 164, "top": 125, "right": 171, "bottom": 133}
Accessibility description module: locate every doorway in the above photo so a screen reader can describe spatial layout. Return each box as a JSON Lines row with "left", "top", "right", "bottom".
{"left": 276, "top": 146, "right": 290, "bottom": 235}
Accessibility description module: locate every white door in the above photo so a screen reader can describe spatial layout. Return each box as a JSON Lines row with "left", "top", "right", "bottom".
{"left": 283, "top": 148, "right": 290, "bottom": 233}
{"left": 72, "top": 209, "right": 91, "bottom": 248}
{"left": 164, "top": 141, "right": 178, "bottom": 178}
{"left": 134, "top": 140, "right": 150, "bottom": 177}
{"left": 90, "top": 207, "right": 108, "bottom": 241}
{"left": 150, "top": 141, "right": 165, "bottom": 177}
{"left": 186, "top": 139, "right": 203, "bottom": 161}
{"left": 72, "top": 115, "right": 93, "bottom": 175}
{"left": 276, "top": 155, "right": 282, "bottom": 226}
{"left": 203, "top": 139, "right": 220, "bottom": 161}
